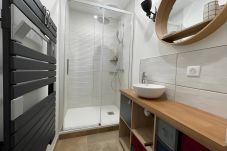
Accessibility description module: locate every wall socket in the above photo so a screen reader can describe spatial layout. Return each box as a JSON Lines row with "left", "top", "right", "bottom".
{"left": 186, "top": 66, "right": 201, "bottom": 77}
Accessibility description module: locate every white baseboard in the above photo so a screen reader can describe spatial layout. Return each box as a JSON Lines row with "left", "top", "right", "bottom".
{"left": 46, "top": 133, "right": 59, "bottom": 151}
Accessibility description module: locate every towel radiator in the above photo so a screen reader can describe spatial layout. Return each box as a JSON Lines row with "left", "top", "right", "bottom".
{"left": 1, "top": 0, "right": 57, "bottom": 150}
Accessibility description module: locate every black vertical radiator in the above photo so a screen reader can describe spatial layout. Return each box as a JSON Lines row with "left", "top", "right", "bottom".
{"left": 1, "top": 0, "right": 57, "bottom": 151}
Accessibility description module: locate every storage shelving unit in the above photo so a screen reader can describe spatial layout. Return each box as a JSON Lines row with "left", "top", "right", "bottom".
{"left": 131, "top": 103, "right": 155, "bottom": 151}
{"left": 119, "top": 97, "right": 156, "bottom": 151}
{"left": 119, "top": 89, "right": 227, "bottom": 151}
{"left": 119, "top": 118, "right": 131, "bottom": 151}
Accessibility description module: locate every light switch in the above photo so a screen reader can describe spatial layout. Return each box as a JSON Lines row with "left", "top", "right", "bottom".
{"left": 186, "top": 66, "right": 201, "bottom": 77}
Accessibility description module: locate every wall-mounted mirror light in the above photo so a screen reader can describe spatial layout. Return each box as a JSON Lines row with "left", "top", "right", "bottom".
{"left": 141, "top": 0, "right": 157, "bottom": 22}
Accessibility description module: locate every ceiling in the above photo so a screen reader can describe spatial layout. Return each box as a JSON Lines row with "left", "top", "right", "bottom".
{"left": 69, "top": 0, "right": 132, "bottom": 20}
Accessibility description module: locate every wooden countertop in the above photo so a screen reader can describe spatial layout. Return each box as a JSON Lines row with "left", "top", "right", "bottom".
{"left": 120, "top": 89, "right": 227, "bottom": 151}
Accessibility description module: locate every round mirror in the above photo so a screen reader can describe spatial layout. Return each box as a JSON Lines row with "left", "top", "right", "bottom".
{"left": 155, "top": 0, "right": 227, "bottom": 45}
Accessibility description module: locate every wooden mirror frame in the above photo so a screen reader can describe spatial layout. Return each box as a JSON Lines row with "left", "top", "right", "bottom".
{"left": 155, "top": 0, "right": 227, "bottom": 45}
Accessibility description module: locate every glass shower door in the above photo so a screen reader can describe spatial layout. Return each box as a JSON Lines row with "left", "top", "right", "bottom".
{"left": 63, "top": 0, "right": 133, "bottom": 131}
{"left": 100, "top": 9, "right": 133, "bottom": 126}
{"left": 64, "top": 2, "right": 104, "bottom": 130}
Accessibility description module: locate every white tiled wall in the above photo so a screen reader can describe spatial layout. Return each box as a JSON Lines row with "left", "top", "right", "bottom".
{"left": 175, "top": 86, "right": 227, "bottom": 118}
{"left": 137, "top": 0, "right": 227, "bottom": 119}
{"left": 66, "top": 9, "right": 102, "bottom": 108}
{"left": 176, "top": 46, "right": 227, "bottom": 94}
{"left": 66, "top": 8, "right": 131, "bottom": 109}
{"left": 140, "top": 45, "right": 227, "bottom": 119}
{"left": 140, "top": 55, "right": 177, "bottom": 84}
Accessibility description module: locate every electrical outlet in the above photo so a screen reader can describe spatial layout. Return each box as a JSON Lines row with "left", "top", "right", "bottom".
{"left": 186, "top": 66, "right": 201, "bottom": 77}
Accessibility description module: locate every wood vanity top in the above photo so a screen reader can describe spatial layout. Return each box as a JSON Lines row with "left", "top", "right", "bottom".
{"left": 120, "top": 89, "right": 227, "bottom": 151}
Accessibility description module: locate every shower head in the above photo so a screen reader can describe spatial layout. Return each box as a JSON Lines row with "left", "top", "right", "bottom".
{"left": 96, "top": 16, "right": 110, "bottom": 24}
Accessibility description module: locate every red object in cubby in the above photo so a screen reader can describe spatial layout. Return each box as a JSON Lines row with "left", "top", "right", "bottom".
{"left": 180, "top": 134, "right": 210, "bottom": 151}
{"left": 131, "top": 134, "right": 147, "bottom": 151}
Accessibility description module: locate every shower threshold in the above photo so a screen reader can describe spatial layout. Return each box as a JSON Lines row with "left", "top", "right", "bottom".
{"left": 63, "top": 105, "right": 120, "bottom": 131}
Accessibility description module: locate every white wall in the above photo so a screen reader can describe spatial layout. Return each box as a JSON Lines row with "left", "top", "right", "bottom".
{"left": 132, "top": 0, "right": 156, "bottom": 84}
{"left": 135, "top": 0, "right": 227, "bottom": 119}
{"left": 133, "top": 0, "right": 227, "bottom": 83}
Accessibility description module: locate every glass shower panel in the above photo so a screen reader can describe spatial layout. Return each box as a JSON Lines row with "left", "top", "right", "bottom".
{"left": 64, "top": 2, "right": 104, "bottom": 130}
{"left": 63, "top": 0, "right": 133, "bottom": 131}
{"left": 100, "top": 9, "right": 133, "bottom": 126}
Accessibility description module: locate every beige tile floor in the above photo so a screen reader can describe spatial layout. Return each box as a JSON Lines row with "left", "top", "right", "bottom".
{"left": 54, "top": 131, "right": 123, "bottom": 151}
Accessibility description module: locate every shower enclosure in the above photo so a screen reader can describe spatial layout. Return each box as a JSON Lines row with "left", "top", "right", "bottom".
{"left": 63, "top": 0, "right": 133, "bottom": 131}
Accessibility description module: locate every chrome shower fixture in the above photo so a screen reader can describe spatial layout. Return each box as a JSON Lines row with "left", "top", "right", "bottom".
{"left": 94, "top": 16, "right": 110, "bottom": 24}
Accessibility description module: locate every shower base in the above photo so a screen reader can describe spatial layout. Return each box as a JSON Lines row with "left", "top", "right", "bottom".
{"left": 63, "top": 105, "right": 120, "bottom": 131}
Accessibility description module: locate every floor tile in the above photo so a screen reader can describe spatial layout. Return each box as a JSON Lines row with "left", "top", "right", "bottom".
{"left": 55, "top": 131, "right": 122, "bottom": 151}
{"left": 63, "top": 136, "right": 87, "bottom": 144}
{"left": 87, "top": 140, "right": 123, "bottom": 151}
{"left": 55, "top": 140, "right": 88, "bottom": 151}
{"left": 87, "top": 131, "right": 119, "bottom": 144}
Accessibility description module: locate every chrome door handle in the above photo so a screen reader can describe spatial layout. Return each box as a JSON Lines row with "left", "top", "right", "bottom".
{"left": 67, "top": 59, "right": 69, "bottom": 75}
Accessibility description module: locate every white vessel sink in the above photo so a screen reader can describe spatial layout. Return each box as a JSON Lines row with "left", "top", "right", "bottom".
{"left": 133, "top": 84, "right": 166, "bottom": 99}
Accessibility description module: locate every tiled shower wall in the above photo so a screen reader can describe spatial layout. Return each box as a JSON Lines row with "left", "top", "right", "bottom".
{"left": 140, "top": 45, "right": 227, "bottom": 119}
{"left": 66, "top": 8, "right": 132, "bottom": 109}
{"left": 66, "top": 9, "right": 118, "bottom": 108}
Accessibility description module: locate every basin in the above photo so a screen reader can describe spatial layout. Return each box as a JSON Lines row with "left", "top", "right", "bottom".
{"left": 133, "top": 84, "right": 166, "bottom": 99}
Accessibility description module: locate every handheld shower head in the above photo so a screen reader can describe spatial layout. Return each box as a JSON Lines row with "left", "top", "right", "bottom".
{"left": 116, "top": 24, "right": 124, "bottom": 44}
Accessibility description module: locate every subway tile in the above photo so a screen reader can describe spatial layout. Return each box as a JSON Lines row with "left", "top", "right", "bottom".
{"left": 175, "top": 86, "right": 227, "bottom": 119}
{"left": 140, "top": 54, "right": 177, "bottom": 84}
{"left": 176, "top": 46, "right": 227, "bottom": 93}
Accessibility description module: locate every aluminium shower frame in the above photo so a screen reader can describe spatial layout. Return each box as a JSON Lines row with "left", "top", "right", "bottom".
{"left": 61, "top": 0, "right": 134, "bottom": 132}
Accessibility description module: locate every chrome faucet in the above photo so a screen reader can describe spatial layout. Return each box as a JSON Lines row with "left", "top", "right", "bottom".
{"left": 142, "top": 72, "right": 147, "bottom": 84}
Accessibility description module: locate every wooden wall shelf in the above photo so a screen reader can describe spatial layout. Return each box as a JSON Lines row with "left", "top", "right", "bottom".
{"left": 155, "top": 0, "right": 227, "bottom": 45}
{"left": 162, "top": 19, "right": 212, "bottom": 42}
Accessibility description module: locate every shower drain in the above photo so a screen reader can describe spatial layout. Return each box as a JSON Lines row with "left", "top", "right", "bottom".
{"left": 107, "top": 111, "right": 115, "bottom": 115}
